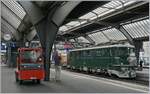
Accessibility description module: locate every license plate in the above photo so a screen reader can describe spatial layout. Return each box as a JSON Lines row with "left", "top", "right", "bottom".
{"left": 30, "top": 77, "right": 37, "bottom": 79}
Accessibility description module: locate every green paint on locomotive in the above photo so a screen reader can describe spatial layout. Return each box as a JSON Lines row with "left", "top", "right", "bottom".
{"left": 67, "top": 45, "right": 137, "bottom": 78}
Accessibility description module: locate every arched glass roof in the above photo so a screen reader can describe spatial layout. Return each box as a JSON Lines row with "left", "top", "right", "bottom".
{"left": 1, "top": 0, "right": 149, "bottom": 46}
{"left": 58, "top": 0, "right": 137, "bottom": 32}
{"left": 58, "top": 0, "right": 149, "bottom": 45}
{"left": 123, "top": 19, "right": 149, "bottom": 38}
{"left": 78, "top": 19, "right": 149, "bottom": 44}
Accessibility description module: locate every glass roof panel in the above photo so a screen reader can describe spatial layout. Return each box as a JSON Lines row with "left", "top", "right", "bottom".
{"left": 2, "top": 0, "right": 26, "bottom": 19}
{"left": 103, "top": 1, "right": 121, "bottom": 8}
{"left": 88, "top": 31, "right": 109, "bottom": 44}
{"left": 80, "top": 21, "right": 87, "bottom": 24}
{"left": 98, "top": 9, "right": 115, "bottom": 17}
{"left": 1, "top": 3, "right": 21, "bottom": 29}
{"left": 66, "top": 21, "right": 80, "bottom": 27}
{"left": 123, "top": 19, "right": 149, "bottom": 38}
{"left": 97, "top": 0, "right": 132, "bottom": 17}
{"left": 1, "top": 20, "right": 15, "bottom": 37}
{"left": 79, "top": 12, "right": 96, "bottom": 19}
{"left": 103, "top": 28, "right": 127, "bottom": 41}
{"left": 77, "top": 37, "right": 90, "bottom": 43}
{"left": 69, "top": 39, "right": 75, "bottom": 42}
{"left": 93, "top": 7, "right": 109, "bottom": 14}
{"left": 1, "top": 24, "right": 13, "bottom": 36}
{"left": 59, "top": 26, "right": 68, "bottom": 31}
{"left": 139, "top": 20, "right": 149, "bottom": 36}
{"left": 116, "top": 0, "right": 136, "bottom": 9}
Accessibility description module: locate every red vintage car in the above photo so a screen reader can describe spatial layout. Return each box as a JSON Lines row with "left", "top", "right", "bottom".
{"left": 15, "top": 48, "right": 45, "bottom": 84}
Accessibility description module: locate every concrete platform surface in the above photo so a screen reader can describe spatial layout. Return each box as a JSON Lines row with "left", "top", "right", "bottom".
{"left": 136, "top": 68, "right": 149, "bottom": 81}
{"left": 1, "top": 66, "right": 149, "bottom": 93}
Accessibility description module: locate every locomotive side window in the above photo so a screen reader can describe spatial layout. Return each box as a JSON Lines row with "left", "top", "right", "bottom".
{"left": 96, "top": 49, "right": 101, "bottom": 56}
{"left": 118, "top": 48, "right": 125, "bottom": 56}
{"left": 86, "top": 50, "right": 91, "bottom": 56}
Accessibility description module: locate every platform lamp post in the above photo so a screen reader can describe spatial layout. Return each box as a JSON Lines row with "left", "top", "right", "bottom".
{"left": 3, "top": 34, "right": 12, "bottom": 67}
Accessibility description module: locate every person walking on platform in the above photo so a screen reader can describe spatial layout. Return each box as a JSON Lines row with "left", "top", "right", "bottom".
{"left": 52, "top": 48, "right": 61, "bottom": 82}
{"left": 139, "top": 60, "right": 143, "bottom": 71}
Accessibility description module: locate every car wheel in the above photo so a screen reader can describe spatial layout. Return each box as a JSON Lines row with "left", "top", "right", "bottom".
{"left": 15, "top": 73, "right": 19, "bottom": 82}
{"left": 37, "top": 80, "right": 40, "bottom": 84}
{"left": 19, "top": 80, "right": 23, "bottom": 85}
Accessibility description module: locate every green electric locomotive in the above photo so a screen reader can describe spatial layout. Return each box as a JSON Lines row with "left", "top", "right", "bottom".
{"left": 67, "top": 44, "right": 137, "bottom": 78}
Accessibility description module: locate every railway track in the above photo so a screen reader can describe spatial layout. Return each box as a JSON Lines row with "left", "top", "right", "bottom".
{"left": 63, "top": 67, "right": 149, "bottom": 86}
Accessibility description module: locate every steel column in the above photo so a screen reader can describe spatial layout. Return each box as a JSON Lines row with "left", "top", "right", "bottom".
{"left": 26, "top": 28, "right": 37, "bottom": 41}
{"left": 19, "top": 1, "right": 81, "bottom": 81}
{"left": 19, "top": 1, "right": 51, "bottom": 81}
{"left": 134, "top": 40, "right": 143, "bottom": 65}
{"left": 117, "top": 26, "right": 134, "bottom": 45}
{"left": 83, "top": 34, "right": 95, "bottom": 45}
{"left": 6, "top": 42, "right": 11, "bottom": 67}
{"left": 35, "top": 19, "right": 58, "bottom": 81}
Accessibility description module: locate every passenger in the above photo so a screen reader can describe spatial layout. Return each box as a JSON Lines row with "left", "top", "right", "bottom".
{"left": 139, "top": 60, "right": 143, "bottom": 70}
{"left": 52, "top": 48, "right": 61, "bottom": 81}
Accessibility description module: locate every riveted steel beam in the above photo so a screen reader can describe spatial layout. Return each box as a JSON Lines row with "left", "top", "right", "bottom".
{"left": 18, "top": 1, "right": 45, "bottom": 25}
{"left": 82, "top": 34, "right": 95, "bottom": 45}
{"left": 117, "top": 26, "right": 134, "bottom": 45}
{"left": 18, "top": 15, "right": 32, "bottom": 33}
{"left": 26, "top": 28, "right": 37, "bottom": 41}
{"left": 52, "top": 1, "right": 81, "bottom": 26}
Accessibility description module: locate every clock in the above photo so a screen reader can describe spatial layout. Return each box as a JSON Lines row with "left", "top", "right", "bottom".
{"left": 3, "top": 34, "right": 11, "bottom": 41}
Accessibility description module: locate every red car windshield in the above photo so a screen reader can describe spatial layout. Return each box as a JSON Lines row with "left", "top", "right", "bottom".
{"left": 21, "top": 50, "right": 41, "bottom": 63}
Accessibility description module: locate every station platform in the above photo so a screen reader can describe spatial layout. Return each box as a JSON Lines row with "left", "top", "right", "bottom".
{"left": 136, "top": 68, "right": 149, "bottom": 81}
{"left": 0, "top": 65, "right": 149, "bottom": 93}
